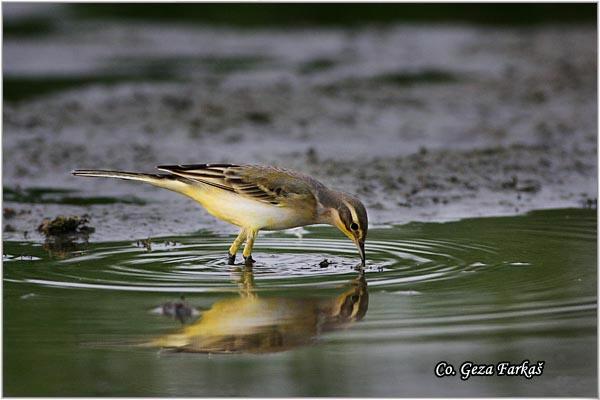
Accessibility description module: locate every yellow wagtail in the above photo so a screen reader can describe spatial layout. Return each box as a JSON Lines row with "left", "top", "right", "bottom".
{"left": 72, "top": 164, "right": 368, "bottom": 266}
{"left": 150, "top": 268, "right": 368, "bottom": 353}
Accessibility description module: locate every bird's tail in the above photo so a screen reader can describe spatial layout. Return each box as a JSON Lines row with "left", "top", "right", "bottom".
{"left": 72, "top": 169, "right": 191, "bottom": 193}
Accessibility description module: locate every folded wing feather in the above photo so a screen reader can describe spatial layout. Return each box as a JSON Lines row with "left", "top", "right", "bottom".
{"left": 157, "top": 164, "right": 316, "bottom": 208}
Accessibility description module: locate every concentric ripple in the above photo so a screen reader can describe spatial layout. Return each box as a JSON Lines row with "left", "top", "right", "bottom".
{"left": 3, "top": 209, "right": 597, "bottom": 398}
{"left": 4, "top": 235, "right": 503, "bottom": 293}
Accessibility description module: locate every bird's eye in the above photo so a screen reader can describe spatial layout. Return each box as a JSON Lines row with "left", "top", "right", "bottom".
{"left": 350, "top": 223, "right": 359, "bottom": 231}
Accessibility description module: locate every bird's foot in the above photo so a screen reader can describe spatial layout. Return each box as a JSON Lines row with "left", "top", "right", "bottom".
{"left": 244, "top": 255, "right": 255, "bottom": 266}
{"left": 227, "top": 253, "right": 236, "bottom": 265}
{"left": 354, "top": 262, "right": 365, "bottom": 274}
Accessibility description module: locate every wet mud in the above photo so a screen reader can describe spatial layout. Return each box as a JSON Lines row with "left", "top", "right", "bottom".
{"left": 3, "top": 5, "right": 597, "bottom": 241}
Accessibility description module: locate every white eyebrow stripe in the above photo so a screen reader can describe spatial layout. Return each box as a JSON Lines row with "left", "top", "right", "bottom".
{"left": 342, "top": 199, "right": 359, "bottom": 225}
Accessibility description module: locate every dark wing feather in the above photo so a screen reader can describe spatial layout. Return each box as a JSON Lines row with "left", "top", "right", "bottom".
{"left": 158, "top": 164, "right": 238, "bottom": 192}
{"left": 156, "top": 164, "right": 316, "bottom": 207}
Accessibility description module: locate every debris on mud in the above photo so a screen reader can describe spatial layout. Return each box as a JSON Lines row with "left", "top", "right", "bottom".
{"left": 4, "top": 208, "right": 17, "bottom": 219}
{"left": 245, "top": 111, "right": 271, "bottom": 125}
{"left": 37, "top": 214, "right": 95, "bottom": 237}
{"left": 36, "top": 215, "right": 95, "bottom": 258}
{"left": 3, "top": 207, "right": 30, "bottom": 220}
{"left": 581, "top": 197, "right": 597, "bottom": 210}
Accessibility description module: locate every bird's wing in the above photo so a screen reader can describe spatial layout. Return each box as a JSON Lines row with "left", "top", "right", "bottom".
{"left": 156, "top": 164, "right": 317, "bottom": 207}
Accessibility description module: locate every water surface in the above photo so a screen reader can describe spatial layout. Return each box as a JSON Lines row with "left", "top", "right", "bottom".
{"left": 3, "top": 208, "right": 596, "bottom": 396}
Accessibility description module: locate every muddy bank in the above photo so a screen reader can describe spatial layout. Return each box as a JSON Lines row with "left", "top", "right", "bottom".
{"left": 3, "top": 6, "right": 596, "bottom": 241}
{"left": 3, "top": 141, "right": 595, "bottom": 242}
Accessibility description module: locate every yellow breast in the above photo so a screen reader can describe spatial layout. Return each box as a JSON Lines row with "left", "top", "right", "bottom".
{"left": 183, "top": 186, "right": 315, "bottom": 230}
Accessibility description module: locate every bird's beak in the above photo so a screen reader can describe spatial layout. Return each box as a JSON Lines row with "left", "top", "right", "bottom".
{"left": 356, "top": 239, "right": 366, "bottom": 267}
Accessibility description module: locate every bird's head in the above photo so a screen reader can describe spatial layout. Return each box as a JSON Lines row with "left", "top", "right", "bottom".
{"left": 329, "top": 193, "right": 368, "bottom": 266}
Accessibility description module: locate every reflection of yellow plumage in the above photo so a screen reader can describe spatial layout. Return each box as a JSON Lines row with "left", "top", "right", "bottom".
{"left": 151, "top": 269, "right": 368, "bottom": 353}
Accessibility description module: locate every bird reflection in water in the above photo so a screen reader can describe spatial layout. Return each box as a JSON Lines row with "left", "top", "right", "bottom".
{"left": 151, "top": 267, "right": 368, "bottom": 354}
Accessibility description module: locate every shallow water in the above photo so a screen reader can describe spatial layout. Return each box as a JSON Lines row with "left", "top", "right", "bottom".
{"left": 3, "top": 208, "right": 596, "bottom": 396}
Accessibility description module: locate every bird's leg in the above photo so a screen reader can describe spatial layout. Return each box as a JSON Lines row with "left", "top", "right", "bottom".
{"left": 239, "top": 265, "right": 257, "bottom": 298}
{"left": 243, "top": 229, "right": 258, "bottom": 265}
{"left": 228, "top": 229, "right": 246, "bottom": 265}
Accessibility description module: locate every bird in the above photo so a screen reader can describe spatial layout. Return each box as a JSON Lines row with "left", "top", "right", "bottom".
{"left": 150, "top": 267, "right": 368, "bottom": 353}
{"left": 72, "top": 164, "right": 368, "bottom": 266}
